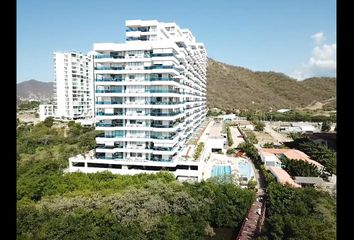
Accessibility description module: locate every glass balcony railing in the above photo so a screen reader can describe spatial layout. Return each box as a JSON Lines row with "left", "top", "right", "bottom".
{"left": 95, "top": 89, "right": 123, "bottom": 93}
{"left": 148, "top": 77, "right": 176, "bottom": 81}
{"left": 96, "top": 156, "right": 124, "bottom": 160}
{"left": 153, "top": 147, "right": 178, "bottom": 152}
{"left": 95, "top": 54, "right": 125, "bottom": 59}
{"left": 96, "top": 78, "right": 123, "bottom": 82}
{"left": 95, "top": 66, "right": 125, "bottom": 70}
{"left": 96, "top": 145, "right": 124, "bottom": 149}
{"left": 151, "top": 157, "right": 174, "bottom": 162}
{"left": 149, "top": 101, "right": 183, "bottom": 105}
{"left": 96, "top": 123, "right": 124, "bottom": 127}
{"left": 151, "top": 135, "right": 177, "bottom": 140}
{"left": 144, "top": 65, "right": 174, "bottom": 70}
{"left": 148, "top": 89, "right": 179, "bottom": 93}
{"left": 126, "top": 27, "right": 150, "bottom": 32}
{"left": 96, "top": 101, "right": 122, "bottom": 105}
{"left": 151, "top": 53, "right": 174, "bottom": 57}
{"left": 96, "top": 112, "right": 124, "bottom": 116}
{"left": 150, "top": 112, "right": 181, "bottom": 116}
{"left": 97, "top": 134, "right": 124, "bottom": 138}
{"left": 151, "top": 124, "right": 178, "bottom": 128}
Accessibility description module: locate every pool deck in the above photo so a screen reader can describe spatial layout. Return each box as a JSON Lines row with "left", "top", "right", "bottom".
{"left": 203, "top": 153, "right": 255, "bottom": 182}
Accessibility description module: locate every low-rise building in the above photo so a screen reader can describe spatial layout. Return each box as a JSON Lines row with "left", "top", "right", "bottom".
{"left": 39, "top": 104, "right": 55, "bottom": 121}
{"left": 259, "top": 149, "right": 282, "bottom": 168}
{"left": 294, "top": 176, "right": 325, "bottom": 188}
{"left": 259, "top": 148, "right": 324, "bottom": 171}
{"left": 268, "top": 166, "right": 301, "bottom": 188}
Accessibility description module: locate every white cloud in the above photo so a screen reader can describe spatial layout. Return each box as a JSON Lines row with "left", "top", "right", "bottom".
{"left": 291, "top": 33, "right": 336, "bottom": 80}
{"left": 311, "top": 32, "right": 326, "bottom": 45}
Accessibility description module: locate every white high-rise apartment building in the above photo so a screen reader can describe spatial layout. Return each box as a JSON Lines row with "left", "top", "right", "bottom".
{"left": 53, "top": 52, "right": 94, "bottom": 120}
{"left": 69, "top": 20, "right": 207, "bottom": 180}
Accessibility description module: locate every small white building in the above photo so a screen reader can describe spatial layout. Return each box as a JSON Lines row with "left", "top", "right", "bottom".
{"left": 291, "top": 122, "right": 318, "bottom": 132}
{"left": 205, "top": 137, "right": 226, "bottom": 153}
{"left": 259, "top": 149, "right": 282, "bottom": 168}
{"left": 39, "top": 104, "right": 55, "bottom": 121}
{"left": 276, "top": 109, "right": 291, "bottom": 113}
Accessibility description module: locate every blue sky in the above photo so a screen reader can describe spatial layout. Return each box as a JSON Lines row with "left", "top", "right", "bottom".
{"left": 17, "top": 0, "right": 336, "bottom": 82}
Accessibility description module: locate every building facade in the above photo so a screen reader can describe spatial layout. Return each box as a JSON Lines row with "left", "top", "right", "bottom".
{"left": 69, "top": 20, "right": 207, "bottom": 180}
{"left": 53, "top": 51, "right": 95, "bottom": 120}
{"left": 39, "top": 104, "right": 55, "bottom": 121}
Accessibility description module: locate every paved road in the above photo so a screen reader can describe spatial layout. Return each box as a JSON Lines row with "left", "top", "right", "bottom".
{"left": 230, "top": 126, "right": 245, "bottom": 148}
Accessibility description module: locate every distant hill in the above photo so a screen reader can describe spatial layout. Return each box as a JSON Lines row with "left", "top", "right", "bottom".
{"left": 17, "top": 80, "right": 54, "bottom": 101}
{"left": 206, "top": 58, "right": 336, "bottom": 111}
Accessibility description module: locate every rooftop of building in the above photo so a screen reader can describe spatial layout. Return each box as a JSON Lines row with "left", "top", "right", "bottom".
{"left": 261, "top": 148, "right": 323, "bottom": 168}
{"left": 268, "top": 166, "right": 301, "bottom": 188}
{"left": 294, "top": 176, "right": 325, "bottom": 185}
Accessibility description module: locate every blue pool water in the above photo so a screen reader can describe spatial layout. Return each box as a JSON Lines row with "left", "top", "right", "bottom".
{"left": 238, "top": 161, "right": 253, "bottom": 180}
{"left": 211, "top": 165, "right": 232, "bottom": 177}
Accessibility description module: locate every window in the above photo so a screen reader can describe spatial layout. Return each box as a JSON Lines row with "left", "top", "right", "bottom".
{"left": 130, "top": 153, "right": 136, "bottom": 157}
{"left": 129, "top": 75, "right": 135, "bottom": 79}
{"left": 137, "top": 153, "right": 142, "bottom": 157}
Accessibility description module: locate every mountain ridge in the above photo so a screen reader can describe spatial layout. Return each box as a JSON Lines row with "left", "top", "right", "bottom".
{"left": 17, "top": 79, "right": 54, "bottom": 101}
{"left": 206, "top": 58, "right": 336, "bottom": 111}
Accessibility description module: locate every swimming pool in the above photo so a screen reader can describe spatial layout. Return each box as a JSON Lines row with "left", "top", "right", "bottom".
{"left": 238, "top": 160, "right": 254, "bottom": 181}
{"left": 211, "top": 165, "right": 232, "bottom": 177}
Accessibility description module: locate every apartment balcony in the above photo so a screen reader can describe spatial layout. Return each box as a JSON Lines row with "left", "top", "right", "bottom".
{"left": 97, "top": 133, "right": 124, "bottom": 138}
{"left": 150, "top": 135, "right": 175, "bottom": 140}
{"left": 151, "top": 53, "right": 174, "bottom": 57}
{"left": 96, "top": 78, "right": 123, "bottom": 82}
{"left": 95, "top": 54, "right": 125, "bottom": 59}
{"left": 150, "top": 155, "right": 177, "bottom": 162}
{"left": 149, "top": 101, "right": 184, "bottom": 105}
{"left": 126, "top": 27, "right": 150, "bottom": 32}
{"left": 151, "top": 123, "right": 179, "bottom": 128}
{"left": 148, "top": 89, "right": 180, "bottom": 94}
{"left": 96, "top": 112, "right": 124, "bottom": 116}
{"left": 96, "top": 144, "right": 124, "bottom": 149}
{"left": 96, "top": 156, "right": 124, "bottom": 160}
{"left": 95, "top": 89, "right": 123, "bottom": 93}
{"left": 147, "top": 77, "right": 177, "bottom": 82}
{"left": 150, "top": 111, "right": 181, "bottom": 116}
{"left": 144, "top": 65, "right": 174, "bottom": 70}
{"left": 95, "top": 66, "right": 125, "bottom": 71}
{"left": 96, "top": 122, "right": 124, "bottom": 127}
{"left": 96, "top": 101, "right": 122, "bottom": 105}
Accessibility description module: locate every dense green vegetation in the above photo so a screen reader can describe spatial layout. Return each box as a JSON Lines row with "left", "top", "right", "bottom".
{"left": 285, "top": 137, "right": 336, "bottom": 175}
{"left": 243, "top": 130, "right": 258, "bottom": 144}
{"left": 321, "top": 121, "right": 332, "bottom": 132}
{"left": 238, "top": 126, "right": 336, "bottom": 240}
{"left": 206, "top": 59, "right": 336, "bottom": 111}
{"left": 257, "top": 183, "right": 336, "bottom": 240}
{"left": 226, "top": 126, "right": 233, "bottom": 146}
{"left": 17, "top": 100, "right": 40, "bottom": 110}
{"left": 239, "top": 109, "right": 336, "bottom": 123}
{"left": 17, "top": 120, "right": 255, "bottom": 239}
{"left": 282, "top": 158, "right": 321, "bottom": 177}
{"left": 194, "top": 142, "right": 205, "bottom": 160}
{"left": 253, "top": 121, "right": 265, "bottom": 131}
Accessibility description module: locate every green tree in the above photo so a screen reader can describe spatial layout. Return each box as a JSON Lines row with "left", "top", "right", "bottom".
{"left": 321, "top": 121, "right": 331, "bottom": 132}
{"left": 226, "top": 126, "right": 233, "bottom": 146}
{"left": 247, "top": 179, "right": 257, "bottom": 190}
{"left": 254, "top": 121, "right": 265, "bottom": 131}
{"left": 43, "top": 117, "right": 54, "bottom": 128}
{"left": 263, "top": 142, "right": 276, "bottom": 148}
{"left": 282, "top": 158, "right": 320, "bottom": 177}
